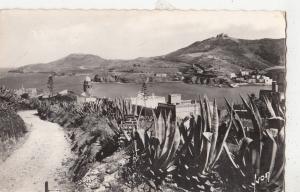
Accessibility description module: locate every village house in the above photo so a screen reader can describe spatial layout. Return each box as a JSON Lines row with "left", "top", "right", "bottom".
{"left": 157, "top": 94, "right": 213, "bottom": 119}
{"left": 255, "top": 74, "right": 262, "bottom": 79}
{"left": 230, "top": 73, "right": 237, "bottom": 79}
{"left": 262, "top": 76, "right": 272, "bottom": 85}
{"left": 154, "top": 73, "right": 167, "bottom": 78}
{"left": 230, "top": 69, "right": 273, "bottom": 86}
{"left": 264, "top": 66, "right": 285, "bottom": 92}
{"left": 240, "top": 69, "right": 250, "bottom": 77}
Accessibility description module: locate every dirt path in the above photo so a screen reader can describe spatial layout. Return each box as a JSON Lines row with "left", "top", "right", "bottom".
{"left": 0, "top": 110, "right": 74, "bottom": 192}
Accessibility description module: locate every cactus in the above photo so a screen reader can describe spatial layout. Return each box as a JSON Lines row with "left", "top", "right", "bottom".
{"left": 174, "top": 96, "right": 233, "bottom": 191}
{"left": 134, "top": 110, "right": 180, "bottom": 189}
{"left": 223, "top": 96, "right": 285, "bottom": 192}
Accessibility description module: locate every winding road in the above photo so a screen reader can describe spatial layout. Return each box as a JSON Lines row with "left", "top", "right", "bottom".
{"left": 0, "top": 110, "right": 73, "bottom": 192}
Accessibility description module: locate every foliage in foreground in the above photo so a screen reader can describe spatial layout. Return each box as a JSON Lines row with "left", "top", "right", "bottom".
{"left": 0, "top": 86, "right": 38, "bottom": 111}
{"left": 0, "top": 107, "right": 27, "bottom": 141}
{"left": 132, "top": 96, "right": 285, "bottom": 192}
{"left": 134, "top": 110, "right": 180, "bottom": 189}
{"left": 222, "top": 97, "right": 285, "bottom": 192}
{"left": 0, "top": 106, "right": 27, "bottom": 161}
{"left": 174, "top": 97, "right": 231, "bottom": 191}
{"left": 36, "top": 97, "right": 134, "bottom": 182}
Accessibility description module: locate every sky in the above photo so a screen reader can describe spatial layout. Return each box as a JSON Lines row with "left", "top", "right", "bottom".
{"left": 0, "top": 10, "right": 286, "bottom": 68}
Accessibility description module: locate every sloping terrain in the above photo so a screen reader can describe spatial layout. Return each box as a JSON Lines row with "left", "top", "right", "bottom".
{"left": 163, "top": 36, "right": 285, "bottom": 74}
{"left": 10, "top": 35, "right": 286, "bottom": 77}
{"left": 11, "top": 54, "right": 108, "bottom": 74}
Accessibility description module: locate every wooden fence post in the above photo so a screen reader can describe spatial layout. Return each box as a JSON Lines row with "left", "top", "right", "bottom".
{"left": 45, "top": 181, "right": 49, "bottom": 192}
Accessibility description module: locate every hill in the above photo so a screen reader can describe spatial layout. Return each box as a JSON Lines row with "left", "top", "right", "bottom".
{"left": 10, "top": 35, "right": 286, "bottom": 78}
{"left": 162, "top": 34, "right": 285, "bottom": 76}
{"left": 0, "top": 68, "right": 11, "bottom": 78}
{"left": 11, "top": 54, "right": 108, "bottom": 74}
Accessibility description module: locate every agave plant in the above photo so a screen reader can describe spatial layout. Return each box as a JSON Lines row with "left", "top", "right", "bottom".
{"left": 133, "top": 110, "right": 181, "bottom": 189}
{"left": 114, "top": 97, "right": 135, "bottom": 119}
{"left": 174, "top": 97, "right": 233, "bottom": 191}
{"left": 223, "top": 96, "right": 285, "bottom": 192}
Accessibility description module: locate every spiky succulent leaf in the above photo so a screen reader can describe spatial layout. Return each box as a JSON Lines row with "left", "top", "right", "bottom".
{"left": 263, "top": 96, "right": 276, "bottom": 118}
{"left": 204, "top": 96, "right": 212, "bottom": 132}
{"left": 211, "top": 111, "right": 233, "bottom": 169}
{"left": 198, "top": 132, "right": 213, "bottom": 173}
{"left": 225, "top": 98, "right": 246, "bottom": 139}
{"left": 208, "top": 99, "right": 219, "bottom": 166}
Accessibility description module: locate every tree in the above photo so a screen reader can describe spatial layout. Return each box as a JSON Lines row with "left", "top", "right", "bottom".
{"left": 47, "top": 75, "right": 54, "bottom": 97}
{"left": 141, "top": 82, "right": 148, "bottom": 97}
{"left": 94, "top": 74, "right": 100, "bottom": 82}
{"left": 21, "top": 93, "right": 29, "bottom": 99}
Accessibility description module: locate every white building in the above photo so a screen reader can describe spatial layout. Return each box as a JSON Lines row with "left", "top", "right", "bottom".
{"left": 262, "top": 76, "right": 273, "bottom": 85}
{"left": 240, "top": 70, "right": 250, "bottom": 76}
{"left": 175, "top": 102, "right": 200, "bottom": 119}
{"left": 230, "top": 73, "right": 237, "bottom": 79}
{"left": 165, "top": 93, "right": 213, "bottom": 119}
{"left": 130, "top": 92, "right": 166, "bottom": 109}
{"left": 155, "top": 73, "right": 167, "bottom": 78}
{"left": 168, "top": 94, "right": 182, "bottom": 104}
{"left": 255, "top": 74, "right": 262, "bottom": 79}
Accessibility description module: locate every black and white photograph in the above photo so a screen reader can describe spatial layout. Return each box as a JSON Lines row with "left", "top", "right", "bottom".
{"left": 0, "top": 10, "right": 286, "bottom": 192}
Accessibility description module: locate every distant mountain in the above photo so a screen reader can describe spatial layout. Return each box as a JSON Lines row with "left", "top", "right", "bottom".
{"left": 0, "top": 68, "right": 11, "bottom": 78}
{"left": 11, "top": 35, "right": 286, "bottom": 77}
{"left": 12, "top": 54, "right": 108, "bottom": 73}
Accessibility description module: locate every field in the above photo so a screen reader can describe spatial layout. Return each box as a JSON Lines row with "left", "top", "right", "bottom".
{"left": 0, "top": 73, "right": 270, "bottom": 107}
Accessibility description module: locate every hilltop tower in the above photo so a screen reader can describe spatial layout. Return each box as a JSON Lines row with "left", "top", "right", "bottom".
{"left": 83, "top": 76, "right": 92, "bottom": 96}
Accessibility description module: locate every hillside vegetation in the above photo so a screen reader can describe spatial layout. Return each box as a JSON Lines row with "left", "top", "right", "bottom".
{"left": 0, "top": 106, "right": 27, "bottom": 162}
{"left": 0, "top": 106, "right": 26, "bottom": 162}
{"left": 0, "top": 87, "right": 39, "bottom": 162}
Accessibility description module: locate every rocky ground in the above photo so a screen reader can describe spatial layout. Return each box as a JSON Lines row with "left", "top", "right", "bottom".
{"left": 74, "top": 149, "right": 186, "bottom": 192}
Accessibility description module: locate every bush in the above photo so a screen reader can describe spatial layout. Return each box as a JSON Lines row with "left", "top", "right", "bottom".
{"left": 0, "top": 106, "right": 27, "bottom": 161}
